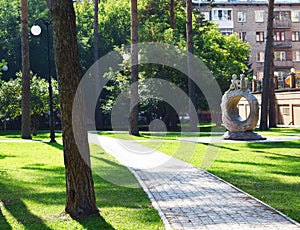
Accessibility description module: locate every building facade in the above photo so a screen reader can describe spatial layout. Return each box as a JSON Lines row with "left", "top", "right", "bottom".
{"left": 194, "top": 0, "right": 300, "bottom": 86}
{"left": 238, "top": 89, "right": 300, "bottom": 126}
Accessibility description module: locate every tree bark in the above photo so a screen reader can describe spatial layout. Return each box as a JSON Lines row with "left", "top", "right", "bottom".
{"left": 48, "top": 0, "right": 98, "bottom": 218}
{"left": 129, "top": 0, "right": 139, "bottom": 136}
{"left": 93, "top": 0, "right": 103, "bottom": 130}
{"left": 20, "top": 0, "right": 31, "bottom": 139}
{"left": 170, "top": 0, "right": 175, "bottom": 29}
{"left": 186, "top": 0, "right": 198, "bottom": 132}
{"left": 93, "top": 0, "right": 99, "bottom": 63}
{"left": 269, "top": 61, "right": 277, "bottom": 128}
{"left": 260, "top": 0, "right": 274, "bottom": 130}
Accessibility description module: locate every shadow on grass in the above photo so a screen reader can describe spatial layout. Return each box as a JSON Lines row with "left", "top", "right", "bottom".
{"left": 0, "top": 181, "right": 52, "bottom": 230}
{"left": 91, "top": 155, "right": 140, "bottom": 189}
{"left": 214, "top": 159, "right": 275, "bottom": 167}
{"left": 44, "top": 141, "right": 64, "bottom": 150}
{"left": 0, "top": 203, "right": 12, "bottom": 230}
{"left": 0, "top": 163, "right": 114, "bottom": 229}
{"left": 0, "top": 154, "right": 16, "bottom": 160}
{"left": 247, "top": 141, "right": 300, "bottom": 150}
{"left": 76, "top": 213, "right": 115, "bottom": 230}
{"left": 0, "top": 130, "right": 21, "bottom": 139}
{"left": 203, "top": 142, "right": 239, "bottom": 152}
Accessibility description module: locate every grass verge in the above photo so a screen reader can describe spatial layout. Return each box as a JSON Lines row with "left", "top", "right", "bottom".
{"left": 0, "top": 139, "right": 164, "bottom": 229}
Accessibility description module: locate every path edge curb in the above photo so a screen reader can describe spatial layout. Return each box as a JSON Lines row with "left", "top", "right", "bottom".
{"left": 126, "top": 166, "right": 173, "bottom": 230}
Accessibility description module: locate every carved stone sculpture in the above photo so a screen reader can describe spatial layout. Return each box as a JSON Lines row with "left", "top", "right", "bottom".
{"left": 221, "top": 74, "right": 266, "bottom": 140}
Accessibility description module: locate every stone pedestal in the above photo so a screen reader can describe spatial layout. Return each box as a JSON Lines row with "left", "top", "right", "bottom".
{"left": 223, "top": 131, "right": 266, "bottom": 141}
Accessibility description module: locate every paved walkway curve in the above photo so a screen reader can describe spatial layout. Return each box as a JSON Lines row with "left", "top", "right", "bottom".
{"left": 89, "top": 134, "right": 300, "bottom": 230}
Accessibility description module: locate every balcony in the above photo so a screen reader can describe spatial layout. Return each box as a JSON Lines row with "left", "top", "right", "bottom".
{"left": 273, "top": 40, "right": 292, "bottom": 49}
{"left": 274, "top": 60, "right": 293, "bottom": 68}
{"left": 274, "top": 20, "right": 292, "bottom": 28}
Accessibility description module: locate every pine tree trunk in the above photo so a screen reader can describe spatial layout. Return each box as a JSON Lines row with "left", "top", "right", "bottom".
{"left": 48, "top": 0, "right": 98, "bottom": 219}
{"left": 129, "top": 0, "right": 139, "bottom": 136}
{"left": 186, "top": 0, "right": 198, "bottom": 132}
{"left": 93, "top": 0, "right": 103, "bottom": 130}
{"left": 20, "top": 0, "right": 31, "bottom": 139}
{"left": 260, "top": 0, "right": 274, "bottom": 130}
{"left": 170, "top": 0, "right": 175, "bottom": 29}
{"left": 269, "top": 61, "right": 277, "bottom": 128}
{"left": 93, "top": 0, "right": 99, "bottom": 63}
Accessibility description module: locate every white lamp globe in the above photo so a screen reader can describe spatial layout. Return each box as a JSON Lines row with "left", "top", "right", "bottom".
{"left": 2, "top": 65, "right": 8, "bottom": 72}
{"left": 31, "top": 25, "right": 42, "bottom": 36}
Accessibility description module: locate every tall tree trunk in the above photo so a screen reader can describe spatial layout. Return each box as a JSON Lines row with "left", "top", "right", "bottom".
{"left": 48, "top": 0, "right": 98, "bottom": 218}
{"left": 260, "top": 0, "right": 274, "bottom": 130}
{"left": 186, "top": 0, "right": 197, "bottom": 132}
{"left": 269, "top": 61, "right": 277, "bottom": 128}
{"left": 129, "top": 0, "right": 139, "bottom": 136}
{"left": 170, "top": 0, "right": 175, "bottom": 29}
{"left": 20, "top": 0, "right": 31, "bottom": 139}
{"left": 93, "top": 0, "right": 99, "bottom": 63}
{"left": 93, "top": 0, "right": 103, "bottom": 130}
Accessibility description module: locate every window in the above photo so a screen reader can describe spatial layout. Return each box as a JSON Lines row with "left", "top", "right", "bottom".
{"left": 291, "top": 11, "right": 300, "bottom": 22}
{"left": 274, "top": 31, "right": 285, "bottom": 41}
{"left": 237, "top": 12, "right": 246, "bottom": 22}
{"left": 220, "top": 28, "right": 233, "bottom": 35}
{"left": 274, "top": 51, "right": 286, "bottom": 61}
{"left": 238, "top": 32, "right": 247, "bottom": 42}
{"left": 255, "top": 11, "right": 264, "bottom": 22}
{"left": 257, "top": 51, "right": 264, "bottom": 62}
{"left": 292, "top": 31, "right": 300, "bottom": 41}
{"left": 256, "top": 32, "right": 264, "bottom": 42}
{"left": 212, "top": 9, "right": 232, "bottom": 21}
{"left": 282, "top": 108, "right": 290, "bottom": 116}
{"left": 293, "top": 51, "right": 300, "bottom": 61}
{"left": 274, "top": 11, "right": 291, "bottom": 21}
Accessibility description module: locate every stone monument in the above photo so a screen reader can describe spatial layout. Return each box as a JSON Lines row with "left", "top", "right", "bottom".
{"left": 221, "top": 74, "right": 266, "bottom": 140}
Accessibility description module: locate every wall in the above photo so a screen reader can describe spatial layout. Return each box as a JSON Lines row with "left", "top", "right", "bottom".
{"left": 238, "top": 89, "right": 300, "bottom": 126}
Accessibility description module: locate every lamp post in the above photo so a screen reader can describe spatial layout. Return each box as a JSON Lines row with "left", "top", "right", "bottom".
{"left": 31, "top": 18, "right": 56, "bottom": 142}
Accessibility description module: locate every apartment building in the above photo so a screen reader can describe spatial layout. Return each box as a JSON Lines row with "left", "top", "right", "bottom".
{"left": 194, "top": 0, "right": 300, "bottom": 87}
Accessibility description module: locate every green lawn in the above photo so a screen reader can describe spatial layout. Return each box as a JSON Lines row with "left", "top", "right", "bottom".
{"left": 142, "top": 139, "right": 300, "bottom": 223}
{"left": 0, "top": 134, "right": 164, "bottom": 229}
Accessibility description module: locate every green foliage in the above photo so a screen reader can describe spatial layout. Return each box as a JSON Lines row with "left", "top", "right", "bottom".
{"left": 0, "top": 0, "right": 49, "bottom": 79}
{"left": 0, "top": 77, "right": 22, "bottom": 121}
{"left": 0, "top": 0, "right": 251, "bottom": 120}
{"left": 74, "top": 0, "right": 131, "bottom": 70}
{"left": 194, "top": 23, "right": 251, "bottom": 92}
{"left": 0, "top": 59, "right": 8, "bottom": 77}
{"left": 100, "top": 1, "right": 250, "bottom": 113}
{"left": 0, "top": 0, "right": 20, "bottom": 77}
{"left": 0, "top": 72, "right": 59, "bottom": 124}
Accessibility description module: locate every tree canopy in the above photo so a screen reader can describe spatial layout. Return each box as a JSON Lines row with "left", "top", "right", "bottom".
{"left": 0, "top": 0, "right": 251, "bottom": 130}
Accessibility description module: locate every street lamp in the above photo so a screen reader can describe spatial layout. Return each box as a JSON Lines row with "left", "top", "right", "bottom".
{"left": 2, "top": 65, "right": 8, "bottom": 72}
{"left": 31, "top": 18, "right": 56, "bottom": 143}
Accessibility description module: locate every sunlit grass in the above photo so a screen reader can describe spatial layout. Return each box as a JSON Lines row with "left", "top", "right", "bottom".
{"left": 255, "top": 127, "right": 300, "bottom": 137}
{"left": 0, "top": 139, "right": 164, "bottom": 229}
